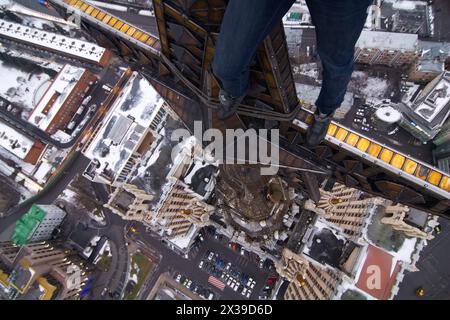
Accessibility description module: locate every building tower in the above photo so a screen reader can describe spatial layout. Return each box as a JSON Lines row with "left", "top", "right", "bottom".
{"left": 276, "top": 248, "right": 341, "bottom": 300}
{"left": 380, "top": 204, "right": 433, "bottom": 240}
{"left": 105, "top": 183, "right": 154, "bottom": 221}
{"left": 313, "top": 184, "right": 384, "bottom": 239}
{"left": 151, "top": 178, "right": 214, "bottom": 238}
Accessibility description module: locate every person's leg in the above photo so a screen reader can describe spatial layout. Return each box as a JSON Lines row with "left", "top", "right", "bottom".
{"left": 306, "top": 0, "right": 372, "bottom": 115}
{"left": 212, "top": 0, "right": 295, "bottom": 99}
{"left": 305, "top": 0, "right": 372, "bottom": 146}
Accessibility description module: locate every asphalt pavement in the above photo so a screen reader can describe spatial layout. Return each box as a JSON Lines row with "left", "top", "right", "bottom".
{"left": 129, "top": 222, "right": 272, "bottom": 300}
{"left": 0, "top": 153, "right": 91, "bottom": 236}
{"left": 395, "top": 217, "right": 450, "bottom": 300}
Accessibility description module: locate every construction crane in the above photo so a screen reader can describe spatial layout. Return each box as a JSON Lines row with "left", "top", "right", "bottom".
{"left": 47, "top": 0, "right": 450, "bottom": 218}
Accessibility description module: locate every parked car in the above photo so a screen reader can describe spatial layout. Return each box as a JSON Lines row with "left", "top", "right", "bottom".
{"left": 101, "top": 287, "right": 109, "bottom": 297}
{"left": 175, "top": 274, "right": 182, "bottom": 282}
{"left": 215, "top": 259, "right": 226, "bottom": 270}
{"left": 198, "top": 260, "right": 204, "bottom": 268}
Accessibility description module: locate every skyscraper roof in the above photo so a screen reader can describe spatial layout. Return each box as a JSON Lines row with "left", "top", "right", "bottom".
{"left": 11, "top": 204, "right": 46, "bottom": 246}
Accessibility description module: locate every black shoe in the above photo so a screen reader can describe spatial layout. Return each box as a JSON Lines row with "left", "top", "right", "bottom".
{"left": 217, "top": 89, "right": 244, "bottom": 120}
{"left": 305, "top": 111, "right": 333, "bottom": 147}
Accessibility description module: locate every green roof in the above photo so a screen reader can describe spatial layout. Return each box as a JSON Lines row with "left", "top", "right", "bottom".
{"left": 288, "top": 12, "right": 302, "bottom": 21}
{"left": 12, "top": 204, "right": 47, "bottom": 246}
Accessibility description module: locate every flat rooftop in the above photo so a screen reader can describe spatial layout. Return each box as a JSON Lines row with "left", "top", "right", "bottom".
{"left": 0, "top": 119, "right": 34, "bottom": 160}
{"left": 356, "top": 30, "right": 418, "bottom": 51}
{"left": 355, "top": 245, "right": 401, "bottom": 300}
{"left": 0, "top": 18, "right": 107, "bottom": 64}
{"left": 84, "top": 71, "right": 165, "bottom": 183}
{"left": 27, "top": 64, "right": 86, "bottom": 131}
{"left": 129, "top": 115, "right": 186, "bottom": 210}
{"left": 303, "top": 218, "right": 348, "bottom": 269}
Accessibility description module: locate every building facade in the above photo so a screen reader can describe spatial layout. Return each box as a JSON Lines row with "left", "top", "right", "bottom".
{"left": 312, "top": 184, "right": 383, "bottom": 239}
{"left": 150, "top": 178, "right": 214, "bottom": 238}
{"left": 105, "top": 183, "right": 154, "bottom": 221}
{"left": 276, "top": 248, "right": 341, "bottom": 300}
{"left": 354, "top": 30, "right": 419, "bottom": 67}
{"left": 0, "top": 241, "right": 92, "bottom": 300}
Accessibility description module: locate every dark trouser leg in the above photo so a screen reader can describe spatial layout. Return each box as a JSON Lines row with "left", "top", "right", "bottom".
{"left": 212, "top": 0, "right": 295, "bottom": 98}
{"left": 305, "top": 0, "right": 372, "bottom": 115}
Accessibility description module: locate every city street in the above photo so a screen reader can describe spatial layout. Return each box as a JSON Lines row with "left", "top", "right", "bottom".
{"left": 0, "top": 153, "right": 91, "bottom": 237}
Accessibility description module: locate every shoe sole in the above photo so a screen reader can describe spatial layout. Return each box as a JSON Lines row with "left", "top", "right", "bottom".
{"left": 217, "top": 106, "right": 239, "bottom": 120}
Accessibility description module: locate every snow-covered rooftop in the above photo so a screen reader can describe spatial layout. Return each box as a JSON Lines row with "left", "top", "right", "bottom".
{"left": 8, "top": 2, "right": 78, "bottom": 27}
{"left": 0, "top": 18, "right": 107, "bottom": 64}
{"left": 384, "top": 0, "right": 427, "bottom": 11}
{"left": 356, "top": 30, "right": 418, "bottom": 51}
{"left": 28, "top": 64, "right": 86, "bottom": 131}
{"left": 0, "top": 60, "right": 52, "bottom": 119}
{"left": 0, "top": 120, "right": 34, "bottom": 159}
{"left": 168, "top": 224, "right": 198, "bottom": 250}
{"left": 151, "top": 136, "right": 204, "bottom": 212}
{"left": 413, "top": 72, "right": 450, "bottom": 124}
{"left": 84, "top": 72, "right": 165, "bottom": 184}
{"left": 33, "top": 161, "right": 52, "bottom": 184}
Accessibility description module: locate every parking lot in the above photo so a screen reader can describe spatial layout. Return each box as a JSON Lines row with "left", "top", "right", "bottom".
{"left": 131, "top": 222, "right": 277, "bottom": 300}
{"left": 199, "top": 249, "right": 257, "bottom": 298}
{"left": 187, "top": 226, "right": 278, "bottom": 300}
{"left": 172, "top": 272, "right": 217, "bottom": 300}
